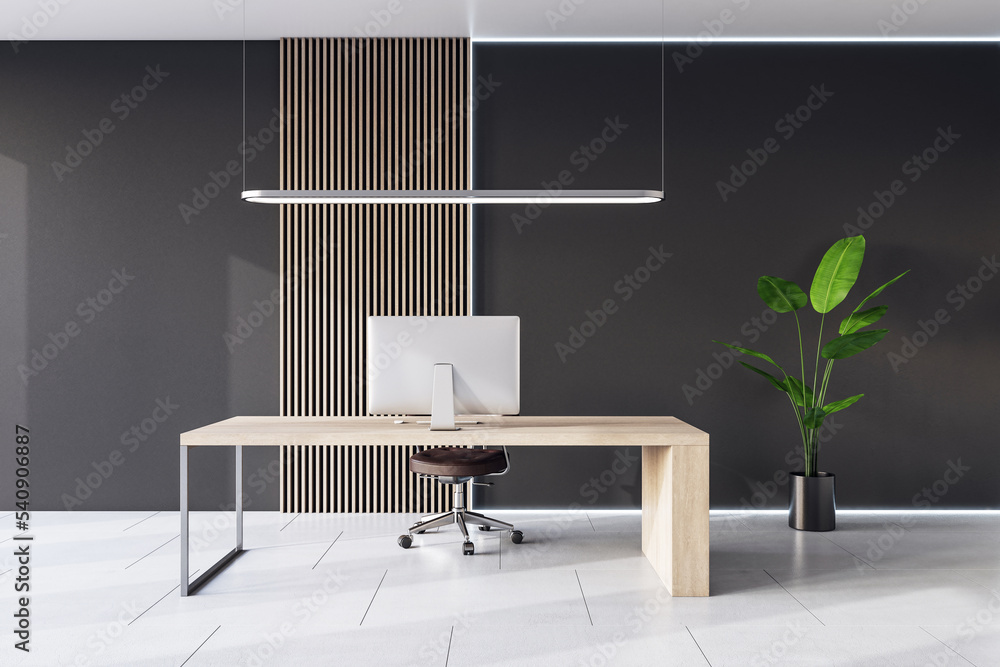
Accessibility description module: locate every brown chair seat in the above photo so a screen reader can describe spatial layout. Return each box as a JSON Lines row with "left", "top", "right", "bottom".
{"left": 409, "top": 447, "right": 507, "bottom": 477}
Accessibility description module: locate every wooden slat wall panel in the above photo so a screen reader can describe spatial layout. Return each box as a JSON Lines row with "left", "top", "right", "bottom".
{"left": 279, "top": 38, "right": 471, "bottom": 513}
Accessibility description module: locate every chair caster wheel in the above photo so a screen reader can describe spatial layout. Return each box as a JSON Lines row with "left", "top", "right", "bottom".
{"left": 478, "top": 525, "right": 492, "bottom": 531}
{"left": 462, "top": 542, "right": 474, "bottom": 556}
{"left": 398, "top": 535, "right": 412, "bottom": 549}
{"left": 510, "top": 530, "right": 523, "bottom": 544}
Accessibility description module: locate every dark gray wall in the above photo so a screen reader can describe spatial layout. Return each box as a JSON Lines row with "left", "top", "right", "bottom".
{"left": 1, "top": 42, "right": 282, "bottom": 511}
{"left": 473, "top": 44, "right": 1000, "bottom": 509}
{"left": 4, "top": 41, "right": 998, "bottom": 512}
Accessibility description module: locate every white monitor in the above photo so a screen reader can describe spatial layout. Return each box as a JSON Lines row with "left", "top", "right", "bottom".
{"left": 367, "top": 316, "right": 520, "bottom": 430}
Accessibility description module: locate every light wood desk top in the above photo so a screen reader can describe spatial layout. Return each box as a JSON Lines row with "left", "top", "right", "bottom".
{"left": 180, "top": 415, "right": 709, "bottom": 448}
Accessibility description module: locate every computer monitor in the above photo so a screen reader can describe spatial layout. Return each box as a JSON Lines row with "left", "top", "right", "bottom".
{"left": 366, "top": 316, "right": 520, "bottom": 430}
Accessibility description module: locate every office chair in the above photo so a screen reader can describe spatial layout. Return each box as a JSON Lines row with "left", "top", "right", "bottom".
{"left": 397, "top": 445, "right": 523, "bottom": 555}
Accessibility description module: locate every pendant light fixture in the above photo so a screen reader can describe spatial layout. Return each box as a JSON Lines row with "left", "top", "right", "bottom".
{"left": 239, "top": 3, "right": 665, "bottom": 206}
{"left": 242, "top": 189, "right": 662, "bottom": 205}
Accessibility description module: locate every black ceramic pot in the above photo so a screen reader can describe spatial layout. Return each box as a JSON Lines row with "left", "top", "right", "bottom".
{"left": 788, "top": 471, "right": 836, "bottom": 531}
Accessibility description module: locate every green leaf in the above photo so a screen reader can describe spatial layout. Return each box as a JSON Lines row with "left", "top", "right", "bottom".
{"left": 821, "top": 329, "right": 889, "bottom": 359}
{"left": 852, "top": 270, "right": 910, "bottom": 313}
{"left": 810, "top": 236, "right": 866, "bottom": 313}
{"left": 803, "top": 407, "right": 827, "bottom": 429}
{"left": 839, "top": 305, "right": 888, "bottom": 335}
{"left": 757, "top": 276, "right": 807, "bottom": 313}
{"left": 737, "top": 362, "right": 788, "bottom": 393}
{"left": 784, "top": 376, "right": 814, "bottom": 408}
{"left": 713, "top": 341, "right": 785, "bottom": 372}
{"left": 822, "top": 394, "right": 863, "bottom": 414}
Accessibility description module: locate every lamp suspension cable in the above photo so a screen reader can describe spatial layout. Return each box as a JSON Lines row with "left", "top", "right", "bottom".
{"left": 239, "top": 4, "right": 665, "bottom": 206}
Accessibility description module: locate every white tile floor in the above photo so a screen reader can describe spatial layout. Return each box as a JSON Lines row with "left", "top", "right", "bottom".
{"left": 3, "top": 510, "right": 999, "bottom": 666}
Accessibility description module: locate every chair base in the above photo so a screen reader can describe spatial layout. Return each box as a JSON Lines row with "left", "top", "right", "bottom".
{"left": 401, "top": 484, "right": 518, "bottom": 555}
{"left": 409, "top": 508, "right": 514, "bottom": 540}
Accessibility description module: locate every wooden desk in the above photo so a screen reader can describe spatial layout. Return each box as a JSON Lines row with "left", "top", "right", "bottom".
{"left": 179, "top": 416, "right": 710, "bottom": 597}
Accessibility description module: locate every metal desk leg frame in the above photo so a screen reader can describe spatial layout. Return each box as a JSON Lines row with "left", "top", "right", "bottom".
{"left": 180, "top": 445, "right": 244, "bottom": 596}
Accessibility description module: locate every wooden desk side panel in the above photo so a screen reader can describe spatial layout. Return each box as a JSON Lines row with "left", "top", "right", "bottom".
{"left": 642, "top": 444, "right": 710, "bottom": 597}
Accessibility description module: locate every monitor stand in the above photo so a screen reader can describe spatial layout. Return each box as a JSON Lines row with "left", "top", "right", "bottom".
{"left": 429, "top": 363, "right": 459, "bottom": 431}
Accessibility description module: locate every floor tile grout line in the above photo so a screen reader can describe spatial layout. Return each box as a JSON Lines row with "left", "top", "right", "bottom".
{"left": 762, "top": 569, "right": 826, "bottom": 626}
{"left": 0, "top": 569, "right": 10, "bottom": 577}
{"left": 729, "top": 512, "right": 753, "bottom": 532}
{"left": 918, "top": 626, "right": 979, "bottom": 667}
{"left": 443, "top": 626, "right": 455, "bottom": 667}
{"left": 816, "top": 533, "right": 877, "bottom": 570}
{"left": 180, "top": 624, "right": 221, "bottom": 667}
{"left": 585, "top": 513, "right": 597, "bottom": 532}
{"left": 311, "top": 531, "right": 344, "bottom": 569}
{"left": 359, "top": 569, "right": 388, "bottom": 626}
{"left": 574, "top": 570, "right": 594, "bottom": 625}
{"left": 953, "top": 570, "right": 1000, "bottom": 598}
{"left": 685, "top": 627, "right": 713, "bottom": 666}
{"left": 128, "top": 571, "right": 200, "bottom": 626}
{"left": 124, "top": 534, "right": 178, "bottom": 570}
{"left": 0, "top": 513, "right": 12, "bottom": 520}
{"left": 123, "top": 511, "right": 161, "bottom": 531}
{"left": 279, "top": 513, "right": 302, "bottom": 532}
{"left": 890, "top": 520, "right": 910, "bottom": 533}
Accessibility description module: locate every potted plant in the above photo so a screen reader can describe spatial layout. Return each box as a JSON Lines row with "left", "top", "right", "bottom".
{"left": 715, "top": 235, "right": 907, "bottom": 531}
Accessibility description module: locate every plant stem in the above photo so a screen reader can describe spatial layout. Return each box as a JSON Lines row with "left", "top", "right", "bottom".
{"left": 794, "top": 309, "right": 807, "bottom": 408}
{"left": 785, "top": 391, "right": 807, "bottom": 473}
{"left": 807, "top": 313, "right": 827, "bottom": 476}
{"left": 813, "top": 313, "right": 825, "bottom": 412}
{"left": 819, "top": 360, "right": 835, "bottom": 407}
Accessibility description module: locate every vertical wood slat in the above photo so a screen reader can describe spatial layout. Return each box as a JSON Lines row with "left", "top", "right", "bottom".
{"left": 280, "top": 38, "right": 471, "bottom": 513}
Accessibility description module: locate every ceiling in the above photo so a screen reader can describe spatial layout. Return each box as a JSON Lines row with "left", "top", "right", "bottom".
{"left": 3, "top": 0, "right": 998, "bottom": 41}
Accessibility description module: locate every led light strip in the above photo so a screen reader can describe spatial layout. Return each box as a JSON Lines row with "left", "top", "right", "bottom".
{"left": 471, "top": 36, "right": 1000, "bottom": 43}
